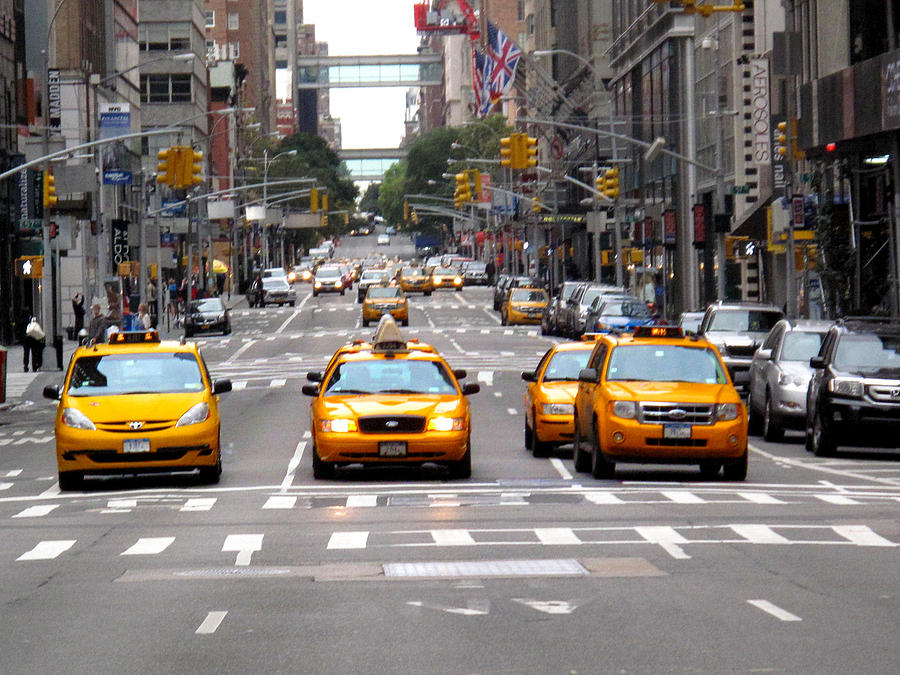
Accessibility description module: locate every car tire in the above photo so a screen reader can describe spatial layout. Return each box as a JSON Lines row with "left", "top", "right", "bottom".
{"left": 312, "top": 444, "right": 335, "bottom": 479}
{"left": 425, "top": 291, "right": 432, "bottom": 297}
{"left": 341, "top": 290, "right": 345, "bottom": 296}
{"left": 401, "top": 319, "right": 409, "bottom": 327}
{"left": 291, "top": 301, "right": 296, "bottom": 307}
{"left": 501, "top": 315, "right": 508, "bottom": 326}
{"left": 524, "top": 421, "right": 533, "bottom": 449}
{"left": 223, "top": 326, "right": 231, "bottom": 335}
{"left": 58, "top": 471, "right": 83, "bottom": 491}
{"left": 529, "top": 411, "right": 552, "bottom": 458}
{"left": 722, "top": 450, "right": 748, "bottom": 481}
{"left": 456, "top": 287, "right": 462, "bottom": 292}
{"left": 590, "top": 420, "right": 615, "bottom": 479}
{"left": 811, "top": 409, "right": 836, "bottom": 457}
{"left": 746, "top": 390, "right": 762, "bottom": 436}
{"left": 357, "top": 295, "right": 363, "bottom": 304}
{"left": 198, "top": 453, "right": 222, "bottom": 484}
{"left": 448, "top": 437, "right": 472, "bottom": 479}
{"left": 184, "top": 329, "right": 193, "bottom": 338}
{"left": 313, "top": 291, "right": 318, "bottom": 297}
{"left": 699, "top": 463, "right": 721, "bottom": 480}
{"left": 362, "top": 319, "right": 369, "bottom": 327}
{"left": 762, "top": 394, "right": 785, "bottom": 442}
{"left": 572, "top": 415, "right": 590, "bottom": 473}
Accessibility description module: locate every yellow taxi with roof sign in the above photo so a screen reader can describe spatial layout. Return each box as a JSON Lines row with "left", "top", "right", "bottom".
{"left": 362, "top": 284, "right": 409, "bottom": 327}
{"left": 398, "top": 266, "right": 434, "bottom": 295}
{"left": 429, "top": 265, "right": 464, "bottom": 292}
{"left": 572, "top": 325, "right": 748, "bottom": 480}
{"left": 302, "top": 316, "right": 479, "bottom": 479}
{"left": 522, "top": 339, "right": 596, "bottom": 456}
{"left": 503, "top": 287, "right": 549, "bottom": 326}
{"left": 42, "top": 330, "right": 232, "bottom": 490}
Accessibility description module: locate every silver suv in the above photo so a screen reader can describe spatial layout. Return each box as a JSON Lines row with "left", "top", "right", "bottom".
{"left": 699, "top": 302, "right": 784, "bottom": 387}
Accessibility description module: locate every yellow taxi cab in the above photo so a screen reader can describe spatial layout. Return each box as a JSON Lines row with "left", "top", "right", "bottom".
{"left": 572, "top": 325, "right": 748, "bottom": 480}
{"left": 42, "top": 330, "right": 232, "bottom": 490}
{"left": 521, "top": 339, "right": 596, "bottom": 456}
{"left": 398, "top": 266, "right": 434, "bottom": 295}
{"left": 430, "top": 266, "right": 464, "bottom": 292}
{"left": 302, "top": 316, "right": 479, "bottom": 479}
{"left": 502, "top": 287, "right": 549, "bottom": 326}
{"left": 362, "top": 285, "right": 409, "bottom": 327}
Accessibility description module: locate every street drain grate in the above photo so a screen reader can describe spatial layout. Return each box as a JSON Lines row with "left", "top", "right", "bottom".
{"left": 383, "top": 558, "right": 589, "bottom": 578}
{"left": 175, "top": 567, "right": 294, "bottom": 579}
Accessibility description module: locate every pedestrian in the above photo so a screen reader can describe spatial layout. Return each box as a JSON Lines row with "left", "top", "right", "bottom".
{"left": 485, "top": 259, "right": 496, "bottom": 285}
{"left": 642, "top": 276, "right": 656, "bottom": 305}
{"left": 72, "top": 292, "right": 86, "bottom": 334}
{"left": 87, "top": 303, "right": 108, "bottom": 343}
{"left": 22, "top": 312, "right": 45, "bottom": 372}
{"left": 137, "top": 303, "right": 152, "bottom": 330}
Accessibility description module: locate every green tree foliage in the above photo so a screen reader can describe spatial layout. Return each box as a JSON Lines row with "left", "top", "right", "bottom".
{"left": 359, "top": 183, "right": 380, "bottom": 216}
{"left": 378, "top": 159, "right": 407, "bottom": 226}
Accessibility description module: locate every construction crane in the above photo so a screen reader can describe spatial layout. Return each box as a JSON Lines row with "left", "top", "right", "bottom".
{"left": 413, "top": 0, "right": 480, "bottom": 40}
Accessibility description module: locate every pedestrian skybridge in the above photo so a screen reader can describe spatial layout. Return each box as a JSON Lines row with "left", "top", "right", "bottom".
{"left": 297, "top": 53, "right": 443, "bottom": 89}
{"left": 339, "top": 148, "right": 408, "bottom": 181}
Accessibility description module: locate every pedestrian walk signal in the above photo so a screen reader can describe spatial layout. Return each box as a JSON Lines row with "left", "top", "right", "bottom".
{"left": 15, "top": 256, "right": 43, "bottom": 278}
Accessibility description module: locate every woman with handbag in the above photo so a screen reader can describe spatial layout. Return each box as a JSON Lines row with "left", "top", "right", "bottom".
{"left": 22, "top": 312, "right": 45, "bottom": 372}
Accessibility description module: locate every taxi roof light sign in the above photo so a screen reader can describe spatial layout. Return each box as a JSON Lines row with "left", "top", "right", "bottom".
{"left": 633, "top": 325, "right": 684, "bottom": 339}
{"left": 371, "top": 315, "right": 409, "bottom": 353}
{"left": 109, "top": 330, "right": 161, "bottom": 344}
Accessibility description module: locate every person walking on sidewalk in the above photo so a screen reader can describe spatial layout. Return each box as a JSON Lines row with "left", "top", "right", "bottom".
{"left": 20, "top": 310, "right": 45, "bottom": 372}
{"left": 87, "top": 303, "right": 108, "bottom": 344}
{"left": 72, "top": 292, "right": 85, "bottom": 334}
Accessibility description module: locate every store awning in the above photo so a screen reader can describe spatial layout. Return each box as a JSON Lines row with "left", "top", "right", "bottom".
{"left": 731, "top": 196, "right": 774, "bottom": 240}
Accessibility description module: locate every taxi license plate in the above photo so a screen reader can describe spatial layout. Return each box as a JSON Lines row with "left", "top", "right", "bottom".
{"left": 379, "top": 441, "right": 407, "bottom": 457}
{"left": 663, "top": 424, "right": 691, "bottom": 439}
{"left": 123, "top": 438, "right": 151, "bottom": 453}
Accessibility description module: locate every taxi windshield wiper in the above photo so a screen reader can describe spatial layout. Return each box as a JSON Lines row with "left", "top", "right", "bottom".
{"left": 542, "top": 376, "right": 580, "bottom": 382}
{"left": 327, "top": 388, "right": 370, "bottom": 395}
{"left": 378, "top": 388, "right": 421, "bottom": 394}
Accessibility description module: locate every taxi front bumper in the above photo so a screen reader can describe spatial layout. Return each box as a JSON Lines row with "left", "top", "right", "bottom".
{"left": 600, "top": 418, "right": 746, "bottom": 463}
{"left": 316, "top": 430, "right": 468, "bottom": 464}
{"left": 362, "top": 304, "right": 408, "bottom": 321}
{"left": 55, "top": 419, "right": 220, "bottom": 473}
{"left": 535, "top": 414, "right": 575, "bottom": 443}
{"left": 507, "top": 308, "right": 544, "bottom": 325}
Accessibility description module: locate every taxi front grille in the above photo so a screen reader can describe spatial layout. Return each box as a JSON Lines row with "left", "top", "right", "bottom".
{"left": 358, "top": 415, "right": 426, "bottom": 433}
{"left": 645, "top": 438, "right": 708, "bottom": 448}
{"left": 96, "top": 421, "right": 177, "bottom": 433}
{"left": 639, "top": 403, "right": 715, "bottom": 425}
{"left": 68, "top": 449, "right": 189, "bottom": 463}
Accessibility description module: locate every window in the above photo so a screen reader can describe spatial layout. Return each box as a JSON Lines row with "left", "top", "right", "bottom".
{"left": 228, "top": 13, "right": 239, "bottom": 30}
{"left": 140, "top": 74, "right": 192, "bottom": 104}
{"left": 140, "top": 23, "right": 192, "bottom": 51}
{"left": 274, "top": 10, "right": 287, "bottom": 24}
{"left": 205, "top": 10, "right": 215, "bottom": 28}
{"left": 228, "top": 42, "right": 240, "bottom": 59}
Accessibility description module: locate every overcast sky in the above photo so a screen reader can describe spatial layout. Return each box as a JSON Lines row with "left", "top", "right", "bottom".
{"left": 300, "top": 0, "right": 421, "bottom": 149}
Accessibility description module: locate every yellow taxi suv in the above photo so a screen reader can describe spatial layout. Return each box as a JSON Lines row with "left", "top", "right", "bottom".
{"left": 362, "top": 285, "right": 409, "bottom": 327}
{"left": 42, "top": 330, "right": 232, "bottom": 490}
{"left": 522, "top": 340, "right": 596, "bottom": 457}
{"left": 398, "top": 266, "right": 434, "bottom": 295}
{"left": 429, "top": 266, "right": 464, "bottom": 292}
{"left": 503, "top": 287, "right": 549, "bottom": 326}
{"left": 572, "top": 326, "right": 748, "bottom": 480}
{"left": 302, "top": 317, "right": 479, "bottom": 479}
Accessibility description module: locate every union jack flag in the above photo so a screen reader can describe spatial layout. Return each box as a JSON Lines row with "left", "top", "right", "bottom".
{"left": 472, "top": 46, "right": 495, "bottom": 118}
{"left": 486, "top": 21, "right": 522, "bottom": 101}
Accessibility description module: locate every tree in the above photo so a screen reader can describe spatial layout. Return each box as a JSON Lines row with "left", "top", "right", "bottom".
{"left": 359, "top": 182, "right": 380, "bottom": 216}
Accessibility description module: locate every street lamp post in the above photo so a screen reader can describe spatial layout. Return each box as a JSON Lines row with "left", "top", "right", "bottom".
{"left": 261, "top": 149, "right": 297, "bottom": 268}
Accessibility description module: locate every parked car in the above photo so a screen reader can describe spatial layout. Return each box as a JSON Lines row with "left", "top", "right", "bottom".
{"left": 184, "top": 297, "right": 231, "bottom": 337}
{"left": 584, "top": 295, "right": 654, "bottom": 333}
{"left": 698, "top": 302, "right": 784, "bottom": 387}
{"left": 253, "top": 277, "right": 297, "bottom": 307}
{"left": 747, "top": 319, "right": 830, "bottom": 441}
{"left": 559, "top": 284, "right": 623, "bottom": 338}
{"left": 541, "top": 281, "right": 584, "bottom": 336}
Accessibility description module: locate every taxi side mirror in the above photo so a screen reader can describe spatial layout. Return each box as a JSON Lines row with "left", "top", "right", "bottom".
{"left": 42, "top": 385, "right": 61, "bottom": 401}
{"left": 453, "top": 369, "right": 467, "bottom": 380}
{"left": 307, "top": 371, "right": 323, "bottom": 382}
{"left": 461, "top": 383, "right": 480, "bottom": 395}
{"left": 213, "top": 379, "right": 232, "bottom": 395}
{"left": 578, "top": 368, "right": 599, "bottom": 383}
{"left": 301, "top": 384, "right": 320, "bottom": 396}
{"left": 521, "top": 371, "right": 536, "bottom": 382}
{"left": 810, "top": 355, "right": 825, "bottom": 369}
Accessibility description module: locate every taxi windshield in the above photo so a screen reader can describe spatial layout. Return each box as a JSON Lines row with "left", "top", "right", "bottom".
{"left": 67, "top": 352, "right": 205, "bottom": 396}
{"left": 433, "top": 267, "right": 456, "bottom": 275}
{"left": 367, "top": 286, "right": 401, "bottom": 299}
{"left": 324, "top": 359, "right": 458, "bottom": 395}
{"left": 543, "top": 350, "right": 591, "bottom": 382}
{"left": 510, "top": 289, "right": 547, "bottom": 303}
{"left": 402, "top": 267, "right": 423, "bottom": 276}
{"left": 606, "top": 345, "right": 727, "bottom": 384}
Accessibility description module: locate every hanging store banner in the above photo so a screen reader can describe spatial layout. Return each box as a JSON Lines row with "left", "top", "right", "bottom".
{"left": 100, "top": 103, "right": 132, "bottom": 185}
{"left": 883, "top": 51, "right": 900, "bottom": 129}
{"left": 111, "top": 218, "right": 130, "bottom": 266}
{"left": 692, "top": 204, "right": 706, "bottom": 246}
{"left": 664, "top": 209, "right": 677, "bottom": 245}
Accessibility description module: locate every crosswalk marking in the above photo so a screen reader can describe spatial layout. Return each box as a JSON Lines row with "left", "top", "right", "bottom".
{"left": 739, "top": 492, "right": 787, "bottom": 504}
{"left": 12, "top": 504, "right": 59, "bottom": 518}
{"left": 832, "top": 525, "right": 896, "bottom": 547}
{"left": 346, "top": 494, "right": 378, "bottom": 508}
{"left": 327, "top": 531, "right": 369, "bottom": 549}
{"left": 122, "top": 537, "right": 175, "bottom": 556}
{"left": 815, "top": 494, "right": 861, "bottom": 505}
{"left": 17, "top": 540, "right": 75, "bottom": 561}
{"left": 232, "top": 381, "right": 247, "bottom": 391}
{"left": 730, "top": 524, "right": 791, "bottom": 544}
{"left": 3, "top": 470, "right": 23, "bottom": 477}
{"left": 662, "top": 491, "right": 705, "bottom": 504}
{"left": 196, "top": 611, "right": 228, "bottom": 635}
{"left": 270, "top": 379, "right": 286, "bottom": 388}
{"left": 584, "top": 492, "right": 625, "bottom": 505}
{"left": 181, "top": 498, "right": 217, "bottom": 512}
{"left": 222, "top": 534, "right": 264, "bottom": 566}
{"left": 534, "top": 528, "right": 581, "bottom": 545}
{"left": 263, "top": 496, "right": 297, "bottom": 510}
{"left": 431, "top": 529, "right": 475, "bottom": 546}
{"left": 0, "top": 482, "right": 11, "bottom": 491}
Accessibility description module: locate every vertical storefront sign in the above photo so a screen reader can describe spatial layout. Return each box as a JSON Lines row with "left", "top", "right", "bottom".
{"left": 100, "top": 103, "right": 132, "bottom": 185}
{"left": 111, "top": 218, "right": 130, "bottom": 266}
{"left": 664, "top": 209, "right": 677, "bottom": 245}
{"left": 882, "top": 51, "right": 900, "bottom": 129}
{"left": 750, "top": 57, "right": 771, "bottom": 166}
{"left": 692, "top": 204, "right": 706, "bottom": 246}
{"left": 47, "top": 69, "right": 61, "bottom": 130}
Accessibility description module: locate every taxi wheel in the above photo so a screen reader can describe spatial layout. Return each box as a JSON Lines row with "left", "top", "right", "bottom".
{"left": 312, "top": 444, "right": 335, "bottom": 479}
{"left": 699, "top": 463, "right": 721, "bottom": 480}
{"left": 529, "top": 412, "right": 552, "bottom": 458}
{"left": 401, "top": 318, "right": 409, "bottom": 327}
{"left": 425, "top": 291, "right": 432, "bottom": 296}
{"left": 722, "top": 451, "right": 748, "bottom": 481}
{"left": 58, "top": 471, "right": 83, "bottom": 491}
{"left": 448, "top": 438, "right": 472, "bottom": 479}
{"left": 572, "top": 417, "right": 590, "bottom": 473}
{"left": 762, "top": 395, "right": 785, "bottom": 442}
{"left": 590, "top": 421, "right": 615, "bottom": 479}
{"left": 198, "top": 454, "right": 222, "bottom": 484}
{"left": 811, "top": 410, "right": 836, "bottom": 457}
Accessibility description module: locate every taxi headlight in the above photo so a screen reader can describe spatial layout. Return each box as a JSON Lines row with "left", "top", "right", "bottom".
{"left": 320, "top": 418, "right": 358, "bottom": 433}
{"left": 334, "top": 281, "right": 343, "bottom": 288}
{"left": 716, "top": 403, "right": 739, "bottom": 421}
{"left": 427, "top": 416, "right": 465, "bottom": 431}
{"left": 828, "top": 378, "right": 864, "bottom": 398}
{"left": 302, "top": 271, "right": 312, "bottom": 280}
{"left": 176, "top": 402, "right": 210, "bottom": 427}
{"left": 612, "top": 401, "right": 637, "bottom": 419}
{"left": 542, "top": 403, "right": 574, "bottom": 416}
{"left": 454, "top": 276, "right": 463, "bottom": 285}
{"left": 314, "top": 281, "right": 322, "bottom": 288}
{"left": 62, "top": 407, "right": 96, "bottom": 430}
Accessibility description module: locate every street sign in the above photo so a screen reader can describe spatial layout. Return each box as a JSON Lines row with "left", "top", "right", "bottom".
{"left": 14, "top": 256, "right": 43, "bottom": 278}
{"left": 792, "top": 195, "right": 804, "bottom": 226}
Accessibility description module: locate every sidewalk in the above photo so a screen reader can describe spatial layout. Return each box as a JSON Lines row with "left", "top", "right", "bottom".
{"left": 0, "top": 292, "right": 247, "bottom": 411}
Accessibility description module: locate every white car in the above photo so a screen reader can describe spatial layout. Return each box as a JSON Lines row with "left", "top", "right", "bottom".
{"left": 377, "top": 234, "right": 390, "bottom": 246}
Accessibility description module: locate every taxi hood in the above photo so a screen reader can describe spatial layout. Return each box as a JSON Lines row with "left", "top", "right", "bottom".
{"left": 322, "top": 394, "right": 464, "bottom": 419}
{"left": 66, "top": 392, "right": 208, "bottom": 423}
{"left": 604, "top": 381, "right": 738, "bottom": 404}
{"left": 539, "top": 381, "right": 579, "bottom": 402}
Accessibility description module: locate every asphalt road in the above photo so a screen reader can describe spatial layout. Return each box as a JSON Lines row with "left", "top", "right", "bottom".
{"left": 2, "top": 235, "right": 899, "bottom": 673}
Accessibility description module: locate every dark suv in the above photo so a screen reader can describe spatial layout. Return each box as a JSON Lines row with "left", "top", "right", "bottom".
{"left": 698, "top": 302, "right": 784, "bottom": 387}
{"left": 806, "top": 318, "right": 900, "bottom": 456}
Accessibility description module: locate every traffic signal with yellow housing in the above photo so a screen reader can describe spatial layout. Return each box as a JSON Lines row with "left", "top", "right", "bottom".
{"left": 521, "top": 136, "right": 538, "bottom": 168}
{"left": 309, "top": 188, "right": 319, "bottom": 212}
{"left": 42, "top": 171, "right": 58, "bottom": 209}
{"left": 603, "top": 167, "right": 620, "bottom": 199}
{"left": 403, "top": 200, "right": 409, "bottom": 222}
{"left": 322, "top": 193, "right": 328, "bottom": 213}
{"left": 500, "top": 136, "right": 514, "bottom": 167}
{"left": 776, "top": 121, "right": 788, "bottom": 159}
{"left": 411, "top": 210, "right": 419, "bottom": 224}
{"left": 157, "top": 146, "right": 175, "bottom": 187}
{"left": 468, "top": 169, "right": 482, "bottom": 200}
{"left": 596, "top": 173, "right": 607, "bottom": 196}
{"left": 186, "top": 148, "right": 203, "bottom": 187}
{"left": 455, "top": 172, "right": 472, "bottom": 205}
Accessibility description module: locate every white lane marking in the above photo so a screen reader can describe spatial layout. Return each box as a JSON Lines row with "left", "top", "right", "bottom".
{"left": 512, "top": 599, "right": 580, "bottom": 615}
{"left": 407, "top": 600, "right": 490, "bottom": 616}
{"left": 494, "top": 392, "right": 503, "bottom": 398}
{"left": 303, "top": 430, "right": 312, "bottom": 439}
{"left": 815, "top": 494, "right": 861, "bottom": 505}
{"left": 12, "top": 504, "right": 59, "bottom": 518}
{"left": 585, "top": 492, "right": 624, "bottom": 505}
{"left": 730, "top": 525, "right": 791, "bottom": 544}
{"left": 477, "top": 371, "right": 494, "bottom": 387}
{"left": 121, "top": 537, "right": 175, "bottom": 556}
{"left": 276, "top": 295, "right": 309, "bottom": 334}
{"left": 346, "top": 494, "right": 378, "bottom": 508}
{"left": 327, "top": 531, "right": 369, "bottom": 549}
{"left": 535, "top": 528, "right": 581, "bottom": 545}
{"left": 507, "top": 408, "right": 518, "bottom": 415}
{"left": 747, "top": 600, "right": 802, "bottom": 622}
{"left": 225, "top": 339, "right": 257, "bottom": 364}
{"left": 17, "top": 540, "right": 76, "bottom": 561}
{"left": 222, "top": 534, "right": 264, "bottom": 566}
{"left": 549, "top": 458, "right": 573, "bottom": 480}
{"left": 662, "top": 491, "right": 706, "bottom": 504}
{"left": 280, "top": 441, "right": 306, "bottom": 490}
{"left": 738, "top": 492, "right": 786, "bottom": 504}
{"left": 196, "top": 611, "right": 228, "bottom": 635}
{"left": 832, "top": 525, "right": 897, "bottom": 547}
{"left": 0, "top": 482, "right": 11, "bottom": 491}
{"left": 500, "top": 351, "right": 515, "bottom": 356}
{"left": 38, "top": 483, "right": 61, "bottom": 498}
{"left": 635, "top": 526, "right": 690, "bottom": 559}
{"left": 431, "top": 529, "right": 475, "bottom": 546}
{"left": 232, "top": 381, "right": 247, "bottom": 391}
{"left": 4, "top": 470, "right": 23, "bottom": 477}
{"left": 108, "top": 499, "right": 137, "bottom": 509}
{"left": 269, "top": 378, "right": 287, "bottom": 388}
{"left": 181, "top": 498, "right": 217, "bottom": 512}
{"left": 263, "top": 495, "right": 297, "bottom": 509}
{"left": 749, "top": 443, "right": 900, "bottom": 486}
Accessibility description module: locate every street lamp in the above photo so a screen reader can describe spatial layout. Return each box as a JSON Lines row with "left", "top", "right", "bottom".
{"left": 261, "top": 149, "right": 297, "bottom": 268}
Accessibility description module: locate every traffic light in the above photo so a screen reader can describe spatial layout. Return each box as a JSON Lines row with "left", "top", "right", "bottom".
{"left": 14, "top": 256, "right": 43, "bottom": 278}
{"left": 310, "top": 188, "right": 319, "bottom": 212}
{"left": 343, "top": 212, "right": 350, "bottom": 226}
{"left": 49, "top": 221, "right": 57, "bottom": 239}
{"left": 186, "top": 148, "right": 203, "bottom": 187}
{"left": 411, "top": 210, "right": 419, "bottom": 224}
{"left": 500, "top": 136, "right": 514, "bottom": 167}
{"left": 596, "top": 173, "right": 607, "bottom": 196}
{"left": 321, "top": 193, "right": 328, "bottom": 213}
{"left": 157, "top": 146, "right": 175, "bottom": 187}
{"left": 601, "top": 250, "right": 613, "bottom": 266}
{"left": 468, "top": 169, "right": 482, "bottom": 200}
{"left": 521, "top": 136, "right": 538, "bottom": 168}
{"left": 403, "top": 200, "right": 409, "bottom": 222}
{"left": 776, "top": 121, "right": 788, "bottom": 158}
{"left": 42, "top": 171, "right": 57, "bottom": 209}
{"left": 455, "top": 172, "right": 472, "bottom": 205}
{"left": 603, "top": 167, "right": 620, "bottom": 199}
